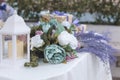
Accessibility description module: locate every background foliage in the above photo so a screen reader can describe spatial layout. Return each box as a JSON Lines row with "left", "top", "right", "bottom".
{"left": 7, "top": 0, "right": 120, "bottom": 25}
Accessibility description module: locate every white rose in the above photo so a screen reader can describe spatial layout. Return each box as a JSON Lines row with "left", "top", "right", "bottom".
{"left": 58, "top": 31, "right": 70, "bottom": 46}
{"left": 62, "top": 21, "right": 71, "bottom": 29}
{"left": 69, "top": 34, "right": 78, "bottom": 49}
{"left": 58, "top": 31, "right": 78, "bottom": 49}
{"left": 31, "top": 35, "right": 44, "bottom": 50}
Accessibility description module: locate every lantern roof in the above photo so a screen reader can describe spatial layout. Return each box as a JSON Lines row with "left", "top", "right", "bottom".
{"left": 0, "top": 11, "right": 30, "bottom": 35}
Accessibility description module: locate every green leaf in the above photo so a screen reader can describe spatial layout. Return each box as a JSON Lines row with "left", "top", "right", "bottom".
{"left": 55, "top": 23, "right": 65, "bottom": 36}
{"left": 69, "top": 24, "right": 76, "bottom": 32}
{"left": 41, "top": 33, "right": 50, "bottom": 45}
{"left": 63, "top": 44, "right": 73, "bottom": 52}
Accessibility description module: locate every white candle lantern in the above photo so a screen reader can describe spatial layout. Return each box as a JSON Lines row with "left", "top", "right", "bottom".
{"left": 0, "top": 11, "right": 30, "bottom": 67}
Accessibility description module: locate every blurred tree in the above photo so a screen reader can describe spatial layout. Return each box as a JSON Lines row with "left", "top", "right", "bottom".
{"left": 7, "top": 0, "right": 120, "bottom": 25}
{"left": 7, "top": 0, "right": 88, "bottom": 21}
{"left": 91, "top": 0, "right": 120, "bottom": 25}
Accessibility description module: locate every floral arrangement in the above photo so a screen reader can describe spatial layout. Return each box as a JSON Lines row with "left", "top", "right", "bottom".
{"left": 24, "top": 11, "right": 82, "bottom": 67}
{"left": 24, "top": 11, "right": 117, "bottom": 67}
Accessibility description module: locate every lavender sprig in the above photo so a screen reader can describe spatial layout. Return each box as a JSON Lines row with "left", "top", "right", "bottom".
{"left": 75, "top": 31, "right": 117, "bottom": 64}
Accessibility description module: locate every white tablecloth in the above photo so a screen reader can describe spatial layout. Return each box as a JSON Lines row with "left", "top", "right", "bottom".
{"left": 0, "top": 53, "right": 112, "bottom": 80}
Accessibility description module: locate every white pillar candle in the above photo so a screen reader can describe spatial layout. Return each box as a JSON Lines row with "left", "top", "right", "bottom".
{"left": 8, "top": 40, "right": 24, "bottom": 59}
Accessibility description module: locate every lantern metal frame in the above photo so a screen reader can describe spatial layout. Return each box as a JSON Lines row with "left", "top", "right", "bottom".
{"left": 0, "top": 11, "right": 30, "bottom": 67}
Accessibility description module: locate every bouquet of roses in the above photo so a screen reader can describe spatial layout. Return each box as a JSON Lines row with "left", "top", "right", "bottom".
{"left": 24, "top": 11, "right": 80, "bottom": 67}
{"left": 24, "top": 11, "right": 116, "bottom": 67}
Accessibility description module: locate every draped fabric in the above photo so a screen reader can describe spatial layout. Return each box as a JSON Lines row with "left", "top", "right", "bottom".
{"left": 0, "top": 53, "right": 112, "bottom": 80}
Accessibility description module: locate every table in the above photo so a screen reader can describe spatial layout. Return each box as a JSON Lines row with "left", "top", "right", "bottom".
{"left": 0, "top": 53, "right": 112, "bottom": 80}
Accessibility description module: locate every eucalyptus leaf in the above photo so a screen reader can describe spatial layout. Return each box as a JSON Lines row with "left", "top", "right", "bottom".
{"left": 42, "top": 23, "right": 51, "bottom": 33}
{"left": 55, "top": 23, "right": 65, "bottom": 36}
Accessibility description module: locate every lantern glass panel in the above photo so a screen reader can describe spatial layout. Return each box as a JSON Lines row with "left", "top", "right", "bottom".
{"left": 3, "top": 35, "right": 12, "bottom": 60}
{"left": 17, "top": 34, "right": 27, "bottom": 59}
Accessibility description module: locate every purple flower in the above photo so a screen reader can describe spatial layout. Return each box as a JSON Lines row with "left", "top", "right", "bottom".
{"left": 75, "top": 31, "right": 117, "bottom": 64}
{"left": 72, "top": 19, "right": 80, "bottom": 26}
{"left": 66, "top": 54, "right": 77, "bottom": 61}
{"left": 35, "top": 30, "right": 43, "bottom": 35}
